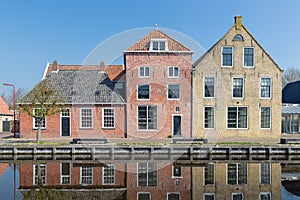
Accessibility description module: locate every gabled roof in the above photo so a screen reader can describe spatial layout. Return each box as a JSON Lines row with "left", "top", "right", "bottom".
{"left": 193, "top": 16, "right": 283, "bottom": 72}
{"left": 282, "top": 81, "right": 300, "bottom": 104}
{"left": 0, "top": 97, "right": 13, "bottom": 115}
{"left": 125, "top": 29, "right": 191, "bottom": 52}
{"left": 22, "top": 70, "right": 125, "bottom": 105}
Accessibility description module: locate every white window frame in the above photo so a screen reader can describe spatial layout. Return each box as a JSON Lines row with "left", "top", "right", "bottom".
{"left": 226, "top": 106, "right": 248, "bottom": 129}
{"left": 102, "top": 108, "right": 115, "bottom": 129}
{"left": 167, "top": 192, "right": 181, "bottom": 200}
{"left": 259, "top": 192, "right": 271, "bottom": 200}
{"left": 168, "top": 66, "right": 180, "bottom": 78}
{"left": 33, "top": 164, "right": 46, "bottom": 185}
{"left": 137, "top": 105, "right": 158, "bottom": 131}
{"left": 204, "top": 193, "right": 215, "bottom": 200}
{"left": 80, "top": 108, "right": 93, "bottom": 129}
{"left": 226, "top": 163, "right": 248, "bottom": 185}
{"left": 80, "top": 166, "right": 93, "bottom": 185}
{"left": 137, "top": 162, "right": 158, "bottom": 187}
{"left": 137, "top": 84, "right": 150, "bottom": 100}
{"left": 203, "top": 163, "right": 215, "bottom": 185}
{"left": 32, "top": 108, "right": 46, "bottom": 129}
{"left": 260, "top": 107, "right": 271, "bottom": 129}
{"left": 260, "top": 163, "right": 271, "bottom": 185}
{"left": 260, "top": 77, "right": 272, "bottom": 99}
{"left": 150, "top": 38, "right": 168, "bottom": 51}
{"left": 139, "top": 66, "right": 150, "bottom": 78}
{"left": 60, "top": 163, "right": 71, "bottom": 185}
{"left": 243, "top": 47, "right": 254, "bottom": 68}
{"left": 232, "top": 193, "right": 244, "bottom": 200}
{"left": 168, "top": 84, "right": 180, "bottom": 100}
{"left": 102, "top": 164, "right": 116, "bottom": 185}
{"left": 137, "top": 192, "right": 151, "bottom": 200}
{"left": 172, "top": 164, "right": 183, "bottom": 178}
{"left": 232, "top": 77, "right": 244, "bottom": 99}
{"left": 204, "top": 106, "right": 215, "bottom": 129}
{"left": 204, "top": 77, "right": 215, "bottom": 98}
{"left": 221, "top": 46, "right": 233, "bottom": 67}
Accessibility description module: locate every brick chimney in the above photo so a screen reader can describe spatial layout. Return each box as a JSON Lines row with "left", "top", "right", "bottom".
{"left": 234, "top": 15, "right": 242, "bottom": 30}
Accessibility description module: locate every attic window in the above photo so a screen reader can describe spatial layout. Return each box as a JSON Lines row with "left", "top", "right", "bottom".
{"left": 150, "top": 38, "right": 168, "bottom": 51}
{"left": 233, "top": 34, "right": 244, "bottom": 41}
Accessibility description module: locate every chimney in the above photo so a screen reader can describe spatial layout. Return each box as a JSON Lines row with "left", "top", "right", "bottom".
{"left": 52, "top": 60, "right": 58, "bottom": 71}
{"left": 99, "top": 61, "right": 105, "bottom": 71}
{"left": 234, "top": 16, "right": 242, "bottom": 30}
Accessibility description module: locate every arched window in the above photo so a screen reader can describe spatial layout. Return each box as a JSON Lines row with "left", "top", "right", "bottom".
{"left": 233, "top": 34, "right": 244, "bottom": 41}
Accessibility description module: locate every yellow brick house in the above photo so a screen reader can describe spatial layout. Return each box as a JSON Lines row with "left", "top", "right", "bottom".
{"left": 193, "top": 16, "right": 283, "bottom": 142}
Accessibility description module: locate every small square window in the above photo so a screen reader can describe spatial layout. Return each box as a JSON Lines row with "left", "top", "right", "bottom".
{"left": 139, "top": 66, "right": 150, "bottom": 77}
{"left": 172, "top": 165, "right": 182, "bottom": 177}
{"left": 138, "top": 85, "right": 150, "bottom": 100}
{"left": 168, "top": 66, "right": 179, "bottom": 78}
{"left": 168, "top": 84, "right": 180, "bottom": 99}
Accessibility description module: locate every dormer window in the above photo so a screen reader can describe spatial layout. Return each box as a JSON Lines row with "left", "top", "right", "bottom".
{"left": 150, "top": 38, "right": 168, "bottom": 51}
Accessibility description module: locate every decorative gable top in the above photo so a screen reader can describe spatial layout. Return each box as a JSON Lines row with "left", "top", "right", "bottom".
{"left": 126, "top": 29, "right": 191, "bottom": 52}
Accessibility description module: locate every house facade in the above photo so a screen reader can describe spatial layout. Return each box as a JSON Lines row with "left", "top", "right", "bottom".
{"left": 0, "top": 97, "right": 13, "bottom": 132}
{"left": 193, "top": 16, "right": 283, "bottom": 142}
{"left": 124, "top": 29, "right": 193, "bottom": 138}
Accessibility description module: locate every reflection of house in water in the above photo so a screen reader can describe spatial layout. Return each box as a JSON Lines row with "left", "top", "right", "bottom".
{"left": 18, "top": 162, "right": 127, "bottom": 199}
{"left": 18, "top": 161, "right": 192, "bottom": 200}
{"left": 281, "top": 163, "right": 300, "bottom": 197}
{"left": 0, "top": 163, "right": 9, "bottom": 178}
{"left": 126, "top": 162, "right": 191, "bottom": 200}
{"left": 192, "top": 162, "right": 281, "bottom": 200}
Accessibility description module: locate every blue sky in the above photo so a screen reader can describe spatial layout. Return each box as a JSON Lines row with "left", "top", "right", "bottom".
{"left": 1, "top": 0, "right": 300, "bottom": 94}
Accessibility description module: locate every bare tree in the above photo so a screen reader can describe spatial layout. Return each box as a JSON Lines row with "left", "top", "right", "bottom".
{"left": 1, "top": 88, "right": 27, "bottom": 108}
{"left": 21, "top": 80, "right": 64, "bottom": 142}
{"left": 282, "top": 67, "right": 300, "bottom": 88}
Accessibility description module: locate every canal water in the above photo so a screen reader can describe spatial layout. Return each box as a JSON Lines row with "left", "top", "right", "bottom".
{"left": 0, "top": 160, "right": 300, "bottom": 199}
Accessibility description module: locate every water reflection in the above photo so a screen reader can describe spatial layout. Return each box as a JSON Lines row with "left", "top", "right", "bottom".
{"left": 1, "top": 161, "right": 300, "bottom": 199}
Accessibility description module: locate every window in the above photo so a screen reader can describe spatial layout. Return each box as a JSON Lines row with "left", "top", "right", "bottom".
{"left": 172, "top": 165, "right": 182, "bottom": 177}
{"left": 222, "top": 47, "right": 233, "bottom": 67}
{"left": 204, "top": 193, "right": 215, "bottom": 200}
{"left": 138, "top": 163, "right": 157, "bottom": 187}
{"left": 227, "top": 163, "right": 247, "bottom": 185}
{"left": 33, "top": 108, "right": 46, "bottom": 129}
{"left": 261, "top": 107, "right": 271, "bottom": 129}
{"left": 138, "top": 106, "right": 157, "bottom": 130}
{"left": 103, "top": 164, "right": 115, "bottom": 185}
{"left": 60, "top": 163, "right": 71, "bottom": 184}
{"left": 233, "top": 34, "right": 244, "bottom": 41}
{"left": 204, "top": 163, "right": 215, "bottom": 185}
{"left": 244, "top": 47, "right": 254, "bottom": 67}
{"left": 168, "top": 66, "right": 179, "bottom": 78}
{"left": 260, "top": 163, "right": 271, "bottom": 184}
{"left": 204, "top": 77, "right": 215, "bottom": 98}
{"left": 80, "top": 108, "right": 93, "bottom": 128}
{"left": 150, "top": 39, "right": 168, "bottom": 51}
{"left": 137, "top": 192, "right": 151, "bottom": 200}
{"left": 33, "top": 164, "right": 46, "bottom": 185}
{"left": 167, "top": 193, "right": 180, "bottom": 200}
{"left": 138, "top": 85, "right": 150, "bottom": 100}
{"left": 232, "top": 193, "right": 243, "bottom": 200}
{"left": 232, "top": 78, "right": 244, "bottom": 98}
{"left": 102, "top": 108, "right": 115, "bottom": 128}
{"left": 260, "top": 193, "right": 271, "bottom": 200}
{"left": 168, "top": 84, "right": 180, "bottom": 99}
{"left": 204, "top": 107, "right": 214, "bottom": 129}
{"left": 282, "top": 115, "right": 299, "bottom": 133}
{"left": 139, "top": 66, "right": 150, "bottom": 77}
{"left": 227, "top": 107, "right": 248, "bottom": 129}
{"left": 80, "top": 167, "right": 93, "bottom": 185}
{"left": 260, "top": 78, "right": 271, "bottom": 98}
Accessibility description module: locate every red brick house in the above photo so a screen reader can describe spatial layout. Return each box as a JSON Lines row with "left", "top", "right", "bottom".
{"left": 124, "top": 29, "right": 193, "bottom": 138}
{"left": 0, "top": 97, "right": 13, "bottom": 132}
{"left": 20, "top": 62, "right": 126, "bottom": 139}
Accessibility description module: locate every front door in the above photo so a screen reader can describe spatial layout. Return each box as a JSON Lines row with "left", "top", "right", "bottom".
{"left": 61, "top": 109, "right": 70, "bottom": 137}
{"left": 173, "top": 116, "right": 181, "bottom": 137}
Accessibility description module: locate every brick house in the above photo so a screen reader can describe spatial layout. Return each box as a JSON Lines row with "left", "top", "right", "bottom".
{"left": 0, "top": 97, "right": 13, "bottom": 132}
{"left": 124, "top": 29, "right": 193, "bottom": 138}
{"left": 192, "top": 16, "right": 283, "bottom": 142}
{"left": 20, "top": 62, "right": 126, "bottom": 139}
